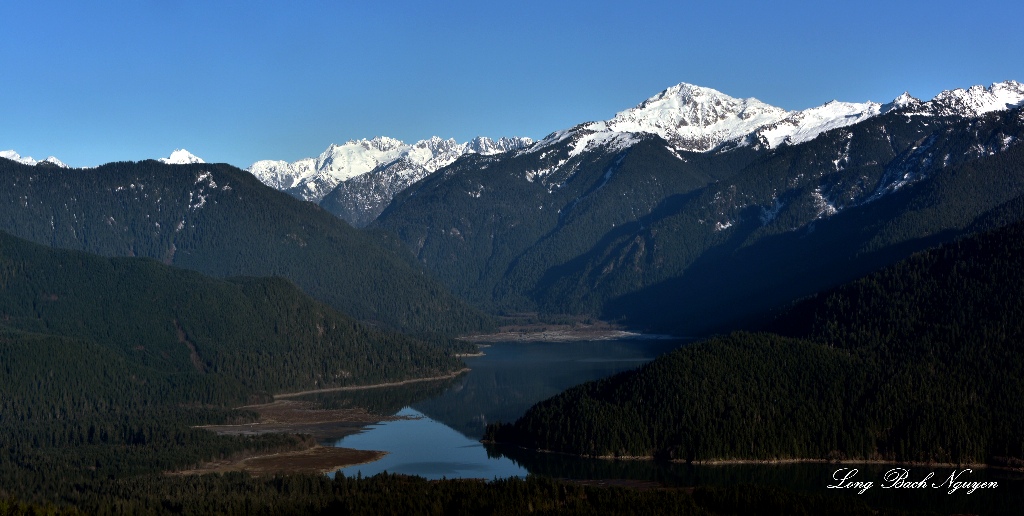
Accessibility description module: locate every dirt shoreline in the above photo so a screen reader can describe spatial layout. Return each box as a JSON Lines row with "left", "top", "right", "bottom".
{"left": 189, "top": 400, "right": 402, "bottom": 475}
{"left": 198, "top": 400, "right": 413, "bottom": 439}
{"left": 186, "top": 368, "right": 472, "bottom": 476}
{"left": 485, "top": 442, "right": 1024, "bottom": 472}
{"left": 171, "top": 446, "right": 386, "bottom": 476}
{"left": 273, "top": 368, "right": 470, "bottom": 399}
{"left": 460, "top": 329, "right": 672, "bottom": 343}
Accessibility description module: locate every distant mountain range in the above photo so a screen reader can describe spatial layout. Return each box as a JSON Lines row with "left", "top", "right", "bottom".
{"left": 4, "top": 79, "right": 1023, "bottom": 337}
{"left": 0, "top": 149, "right": 68, "bottom": 168}
{"left": 521, "top": 80, "right": 1024, "bottom": 166}
{"left": 370, "top": 80, "right": 1024, "bottom": 334}
{"left": 245, "top": 80, "right": 1024, "bottom": 228}
{"left": 4, "top": 78, "right": 1023, "bottom": 514}
{"left": 246, "top": 136, "right": 533, "bottom": 227}
{"left": 0, "top": 148, "right": 206, "bottom": 168}
{"left": 0, "top": 157, "right": 492, "bottom": 337}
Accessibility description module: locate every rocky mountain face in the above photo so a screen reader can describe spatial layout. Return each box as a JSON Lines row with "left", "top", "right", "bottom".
{"left": 247, "top": 136, "right": 532, "bottom": 207}
{"left": 313, "top": 137, "right": 529, "bottom": 227}
{"left": 318, "top": 136, "right": 532, "bottom": 227}
{"left": 373, "top": 81, "right": 1024, "bottom": 334}
{"left": 248, "top": 81, "right": 1024, "bottom": 231}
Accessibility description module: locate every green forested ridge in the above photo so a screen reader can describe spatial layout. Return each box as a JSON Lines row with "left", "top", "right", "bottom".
{"left": 486, "top": 220, "right": 1024, "bottom": 465}
{"left": 377, "top": 107, "right": 1024, "bottom": 335}
{"left": 0, "top": 158, "right": 492, "bottom": 336}
{"left": 0, "top": 228, "right": 474, "bottom": 510}
{"left": 0, "top": 229, "right": 463, "bottom": 396}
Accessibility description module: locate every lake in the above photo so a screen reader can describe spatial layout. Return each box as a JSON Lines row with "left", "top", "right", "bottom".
{"left": 303, "top": 339, "right": 1023, "bottom": 514}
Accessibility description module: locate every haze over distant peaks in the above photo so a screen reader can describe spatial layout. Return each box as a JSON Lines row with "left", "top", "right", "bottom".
{"left": 159, "top": 149, "right": 205, "bottom": 165}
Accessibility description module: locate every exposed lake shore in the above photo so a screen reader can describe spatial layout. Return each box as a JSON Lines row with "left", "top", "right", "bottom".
{"left": 459, "top": 324, "right": 675, "bottom": 343}
{"left": 482, "top": 442, "right": 1024, "bottom": 472}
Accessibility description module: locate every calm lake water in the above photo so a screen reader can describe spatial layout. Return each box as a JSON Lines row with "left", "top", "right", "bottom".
{"left": 306, "top": 339, "right": 1023, "bottom": 515}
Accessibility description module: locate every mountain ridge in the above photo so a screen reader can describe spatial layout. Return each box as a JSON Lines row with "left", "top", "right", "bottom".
{"left": 248, "top": 135, "right": 533, "bottom": 204}
{"left": 524, "top": 80, "right": 1024, "bottom": 160}
{"left": 0, "top": 150, "right": 68, "bottom": 168}
{"left": 0, "top": 157, "right": 493, "bottom": 336}
{"left": 374, "top": 82, "right": 1024, "bottom": 334}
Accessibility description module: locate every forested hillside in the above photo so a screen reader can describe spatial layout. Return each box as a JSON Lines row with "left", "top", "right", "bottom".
{"left": 0, "top": 229, "right": 463, "bottom": 399}
{"left": 0, "top": 227, "right": 476, "bottom": 509}
{"left": 0, "top": 158, "right": 492, "bottom": 336}
{"left": 486, "top": 220, "right": 1024, "bottom": 465}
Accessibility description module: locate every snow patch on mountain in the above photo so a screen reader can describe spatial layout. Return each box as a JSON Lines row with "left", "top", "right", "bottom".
{"left": 159, "top": 149, "right": 205, "bottom": 165}
{"left": 756, "top": 101, "right": 886, "bottom": 148}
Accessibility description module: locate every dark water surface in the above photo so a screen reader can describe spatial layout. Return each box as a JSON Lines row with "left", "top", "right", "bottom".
{"left": 313, "top": 339, "right": 1023, "bottom": 514}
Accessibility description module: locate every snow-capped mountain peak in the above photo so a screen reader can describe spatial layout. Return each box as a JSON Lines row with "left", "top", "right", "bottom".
{"left": 886, "top": 92, "right": 921, "bottom": 111}
{"left": 528, "top": 80, "right": 1024, "bottom": 160}
{"left": 159, "top": 149, "right": 205, "bottom": 165}
{"left": 249, "top": 135, "right": 532, "bottom": 203}
{"left": 913, "top": 81, "right": 1024, "bottom": 117}
{"left": 596, "top": 83, "right": 790, "bottom": 151}
{"left": 2, "top": 150, "right": 40, "bottom": 166}
{"left": 1, "top": 150, "right": 69, "bottom": 168}
{"left": 40, "top": 156, "right": 68, "bottom": 168}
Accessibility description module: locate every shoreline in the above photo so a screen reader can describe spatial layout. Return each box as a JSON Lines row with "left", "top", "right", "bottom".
{"left": 273, "top": 368, "right": 470, "bottom": 399}
{"left": 484, "top": 443, "right": 1024, "bottom": 472}
{"left": 170, "top": 445, "right": 387, "bottom": 476}
{"left": 460, "top": 329, "right": 675, "bottom": 343}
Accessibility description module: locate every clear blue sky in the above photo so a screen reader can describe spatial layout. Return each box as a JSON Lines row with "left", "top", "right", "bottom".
{"left": 2, "top": 0, "right": 1022, "bottom": 168}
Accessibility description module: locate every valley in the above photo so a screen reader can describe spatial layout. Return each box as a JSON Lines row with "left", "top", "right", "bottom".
{"left": 2, "top": 79, "right": 1023, "bottom": 514}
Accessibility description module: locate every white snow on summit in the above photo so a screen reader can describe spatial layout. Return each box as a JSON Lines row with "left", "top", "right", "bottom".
{"left": 599, "top": 83, "right": 790, "bottom": 151}
{"left": 41, "top": 156, "right": 68, "bottom": 168}
{"left": 249, "top": 135, "right": 532, "bottom": 203}
{"left": 159, "top": 149, "right": 205, "bottom": 165}
{"left": 910, "top": 81, "right": 1024, "bottom": 117}
{"left": 529, "top": 80, "right": 1024, "bottom": 158}
{"left": 756, "top": 100, "right": 887, "bottom": 148}
{"left": 2, "top": 150, "right": 40, "bottom": 166}
{"left": 1, "top": 150, "right": 69, "bottom": 168}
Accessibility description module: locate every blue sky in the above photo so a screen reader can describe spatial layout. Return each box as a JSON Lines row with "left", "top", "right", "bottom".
{"left": 2, "top": 0, "right": 1022, "bottom": 168}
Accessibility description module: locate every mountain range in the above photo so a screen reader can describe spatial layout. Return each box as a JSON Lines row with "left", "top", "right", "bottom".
{"left": 245, "top": 81, "right": 1024, "bottom": 230}
{"left": 0, "top": 157, "right": 492, "bottom": 336}
{"left": 0, "top": 148, "right": 205, "bottom": 168}
{"left": 369, "top": 80, "right": 1024, "bottom": 334}
{"left": 247, "top": 136, "right": 533, "bottom": 226}
{"left": 0, "top": 149, "right": 68, "bottom": 168}
{"left": 6, "top": 80, "right": 1022, "bottom": 338}
{"left": 3, "top": 77, "right": 1024, "bottom": 513}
